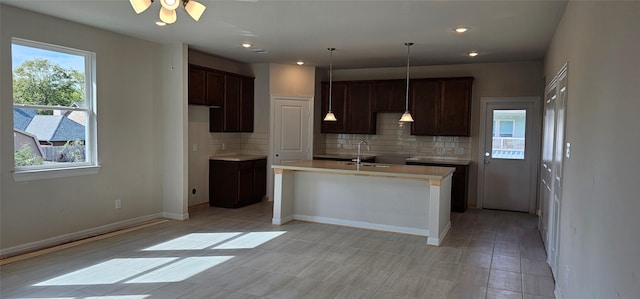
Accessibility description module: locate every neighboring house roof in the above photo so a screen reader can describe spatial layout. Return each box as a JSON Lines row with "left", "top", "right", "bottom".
{"left": 13, "top": 108, "right": 37, "bottom": 131}
{"left": 24, "top": 114, "right": 85, "bottom": 142}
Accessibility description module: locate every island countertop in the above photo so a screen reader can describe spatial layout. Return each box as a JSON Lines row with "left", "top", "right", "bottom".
{"left": 273, "top": 160, "right": 454, "bottom": 181}
{"left": 210, "top": 155, "right": 267, "bottom": 162}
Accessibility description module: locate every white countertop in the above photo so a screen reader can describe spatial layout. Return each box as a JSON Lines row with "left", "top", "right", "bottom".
{"left": 313, "top": 154, "right": 376, "bottom": 161}
{"left": 406, "top": 157, "right": 471, "bottom": 166}
{"left": 210, "top": 155, "right": 267, "bottom": 162}
{"left": 273, "top": 160, "right": 454, "bottom": 181}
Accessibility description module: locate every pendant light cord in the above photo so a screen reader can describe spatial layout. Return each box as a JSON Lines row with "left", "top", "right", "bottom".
{"left": 329, "top": 48, "right": 334, "bottom": 112}
{"left": 405, "top": 43, "right": 412, "bottom": 111}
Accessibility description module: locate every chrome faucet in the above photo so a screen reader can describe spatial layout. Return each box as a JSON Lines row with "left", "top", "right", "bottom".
{"left": 354, "top": 140, "right": 371, "bottom": 165}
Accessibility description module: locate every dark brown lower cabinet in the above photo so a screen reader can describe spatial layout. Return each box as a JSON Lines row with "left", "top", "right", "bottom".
{"left": 209, "top": 158, "right": 267, "bottom": 208}
{"left": 406, "top": 161, "right": 469, "bottom": 212}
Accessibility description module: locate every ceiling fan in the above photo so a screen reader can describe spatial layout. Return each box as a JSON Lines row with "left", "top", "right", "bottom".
{"left": 129, "top": 0, "right": 206, "bottom": 24}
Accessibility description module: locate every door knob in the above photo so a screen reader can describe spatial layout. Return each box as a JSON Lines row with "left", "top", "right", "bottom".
{"left": 275, "top": 154, "right": 279, "bottom": 157}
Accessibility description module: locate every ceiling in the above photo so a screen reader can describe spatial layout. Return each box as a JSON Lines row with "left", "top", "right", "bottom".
{"left": 2, "top": 0, "right": 567, "bottom": 69}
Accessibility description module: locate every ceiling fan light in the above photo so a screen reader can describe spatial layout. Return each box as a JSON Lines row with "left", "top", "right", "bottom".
{"left": 399, "top": 111, "right": 415, "bottom": 122}
{"left": 184, "top": 0, "right": 206, "bottom": 21}
{"left": 324, "top": 111, "right": 337, "bottom": 122}
{"left": 130, "top": 0, "right": 153, "bottom": 14}
{"left": 160, "top": 0, "right": 180, "bottom": 10}
{"left": 159, "top": 7, "right": 177, "bottom": 24}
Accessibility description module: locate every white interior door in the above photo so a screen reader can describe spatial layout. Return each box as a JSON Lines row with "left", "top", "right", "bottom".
{"left": 480, "top": 98, "right": 540, "bottom": 213}
{"left": 273, "top": 97, "right": 312, "bottom": 165}
{"left": 546, "top": 66, "right": 567, "bottom": 277}
{"left": 540, "top": 85, "right": 557, "bottom": 248}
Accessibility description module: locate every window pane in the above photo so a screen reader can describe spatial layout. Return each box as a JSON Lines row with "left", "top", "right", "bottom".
{"left": 492, "top": 110, "right": 526, "bottom": 160}
{"left": 14, "top": 108, "right": 88, "bottom": 166}
{"left": 12, "top": 39, "right": 93, "bottom": 169}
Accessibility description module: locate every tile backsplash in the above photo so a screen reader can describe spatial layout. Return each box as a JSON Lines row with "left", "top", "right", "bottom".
{"left": 209, "top": 132, "right": 269, "bottom": 157}
{"left": 315, "top": 113, "right": 472, "bottom": 160}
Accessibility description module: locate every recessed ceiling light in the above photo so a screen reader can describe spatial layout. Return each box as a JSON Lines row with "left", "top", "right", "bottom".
{"left": 455, "top": 27, "right": 469, "bottom": 33}
{"left": 296, "top": 60, "right": 304, "bottom": 66}
{"left": 241, "top": 43, "right": 252, "bottom": 48}
{"left": 156, "top": 21, "right": 167, "bottom": 26}
{"left": 468, "top": 51, "right": 479, "bottom": 57}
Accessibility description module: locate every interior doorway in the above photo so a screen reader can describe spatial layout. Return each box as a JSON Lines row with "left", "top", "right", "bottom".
{"left": 271, "top": 96, "right": 313, "bottom": 165}
{"left": 478, "top": 97, "right": 541, "bottom": 213}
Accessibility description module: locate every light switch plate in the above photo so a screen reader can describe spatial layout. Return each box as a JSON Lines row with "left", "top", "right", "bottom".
{"left": 565, "top": 142, "right": 571, "bottom": 158}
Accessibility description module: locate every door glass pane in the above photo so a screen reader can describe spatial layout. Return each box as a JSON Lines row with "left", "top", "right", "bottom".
{"left": 492, "top": 110, "right": 526, "bottom": 159}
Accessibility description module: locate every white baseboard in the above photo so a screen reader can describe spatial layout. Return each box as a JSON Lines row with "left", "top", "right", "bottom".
{"left": 162, "top": 212, "right": 189, "bottom": 220}
{"left": 272, "top": 215, "right": 294, "bottom": 225}
{"left": 0, "top": 213, "right": 163, "bottom": 257}
{"left": 555, "top": 285, "right": 563, "bottom": 299}
{"left": 293, "top": 214, "right": 429, "bottom": 237}
{"left": 427, "top": 221, "right": 451, "bottom": 246}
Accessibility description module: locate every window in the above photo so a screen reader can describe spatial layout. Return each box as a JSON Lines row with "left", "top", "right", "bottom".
{"left": 491, "top": 110, "right": 526, "bottom": 160}
{"left": 12, "top": 38, "right": 98, "bottom": 179}
{"left": 493, "top": 120, "right": 515, "bottom": 137}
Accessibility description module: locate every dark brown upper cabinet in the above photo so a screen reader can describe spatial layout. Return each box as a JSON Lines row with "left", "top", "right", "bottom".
{"left": 320, "top": 82, "right": 347, "bottom": 133}
{"left": 240, "top": 77, "right": 255, "bottom": 132}
{"left": 189, "top": 65, "right": 225, "bottom": 107}
{"left": 188, "top": 66, "right": 207, "bottom": 105}
{"left": 190, "top": 64, "right": 253, "bottom": 133}
{"left": 321, "top": 81, "right": 375, "bottom": 134}
{"left": 411, "top": 77, "right": 473, "bottom": 136}
{"left": 206, "top": 71, "right": 224, "bottom": 107}
{"left": 346, "top": 82, "right": 375, "bottom": 134}
{"left": 321, "top": 77, "right": 473, "bottom": 136}
{"left": 439, "top": 78, "right": 473, "bottom": 136}
{"left": 410, "top": 79, "right": 441, "bottom": 136}
{"left": 372, "top": 79, "right": 406, "bottom": 112}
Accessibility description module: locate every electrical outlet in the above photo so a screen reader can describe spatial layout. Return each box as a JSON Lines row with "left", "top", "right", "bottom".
{"left": 192, "top": 143, "right": 198, "bottom": 152}
{"left": 115, "top": 199, "right": 121, "bottom": 209}
{"left": 565, "top": 142, "right": 571, "bottom": 158}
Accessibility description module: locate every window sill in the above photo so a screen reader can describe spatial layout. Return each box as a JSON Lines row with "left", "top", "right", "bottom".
{"left": 13, "top": 165, "right": 101, "bottom": 182}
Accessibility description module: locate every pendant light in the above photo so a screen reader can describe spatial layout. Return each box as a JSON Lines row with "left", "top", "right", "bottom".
{"left": 324, "top": 48, "right": 337, "bottom": 122}
{"left": 399, "top": 42, "right": 415, "bottom": 122}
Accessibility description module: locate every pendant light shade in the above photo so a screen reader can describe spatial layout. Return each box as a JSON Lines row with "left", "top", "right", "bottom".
{"left": 184, "top": 0, "right": 206, "bottom": 21}
{"left": 399, "top": 42, "right": 415, "bottom": 123}
{"left": 159, "top": 7, "right": 177, "bottom": 24}
{"left": 130, "top": 0, "right": 153, "bottom": 14}
{"left": 324, "top": 48, "right": 338, "bottom": 122}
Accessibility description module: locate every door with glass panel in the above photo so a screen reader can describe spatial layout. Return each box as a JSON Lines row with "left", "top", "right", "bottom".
{"left": 481, "top": 99, "right": 539, "bottom": 212}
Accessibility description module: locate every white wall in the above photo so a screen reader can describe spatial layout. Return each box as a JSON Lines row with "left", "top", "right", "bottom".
{"left": 543, "top": 2, "right": 640, "bottom": 298}
{"left": 161, "top": 43, "right": 189, "bottom": 220}
{"left": 0, "top": 6, "right": 165, "bottom": 253}
{"left": 320, "top": 61, "right": 544, "bottom": 206}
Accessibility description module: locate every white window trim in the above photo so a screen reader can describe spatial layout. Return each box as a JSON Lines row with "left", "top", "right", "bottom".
{"left": 11, "top": 38, "right": 99, "bottom": 180}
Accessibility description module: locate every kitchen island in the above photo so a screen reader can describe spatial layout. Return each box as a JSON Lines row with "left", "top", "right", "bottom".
{"left": 272, "top": 160, "right": 454, "bottom": 246}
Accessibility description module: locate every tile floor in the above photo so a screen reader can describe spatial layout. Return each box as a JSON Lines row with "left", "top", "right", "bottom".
{"left": 0, "top": 202, "right": 555, "bottom": 299}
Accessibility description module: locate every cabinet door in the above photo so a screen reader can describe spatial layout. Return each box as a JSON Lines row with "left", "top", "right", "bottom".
{"left": 206, "top": 71, "right": 224, "bottom": 107}
{"left": 451, "top": 165, "right": 469, "bottom": 212}
{"left": 346, "top": 82, "right": 374, "bottom": 134}
{"left": 252, "top": 159, "right": 267, "bottom": 203}
{"left": 321, "top": 82, "right": 347, "bottom": 133}
{"left": 209, "top": 160, "right": 239, "bottom": 208}
{"left": 237, "top": 161, "right": 255, "bottom": 206}
{"left": 439, "top": 78, "right": 473, "bottom": 136}
{"left": 371, "top": 80, "right": 405, "bottom": 112}
{"left": 224, "top": 75, "right": 241, "bottom": 132}
{"left": 188, "top": 66, "right": 206, "bottom": 105}
{"left": 240, "top": 77, "right": 254, "bottom": 132}
{"left": 410, "top": 79, "right": 440, "bottom": 135}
